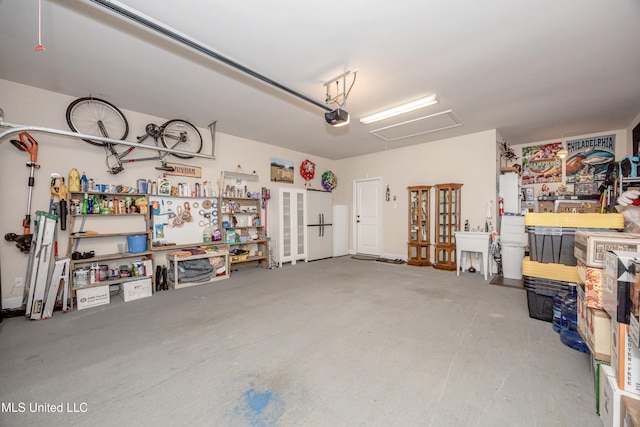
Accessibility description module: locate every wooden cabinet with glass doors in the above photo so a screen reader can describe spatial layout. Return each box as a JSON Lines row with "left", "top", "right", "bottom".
{"left": 407, "top": 186, "right": 431, "bottom": 266}
{"left": 434, "top": 183, "right": 462, "bottom": 271}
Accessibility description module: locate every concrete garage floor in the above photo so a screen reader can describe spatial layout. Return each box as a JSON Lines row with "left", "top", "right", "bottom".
{"left": 0, "top": 257, "right": 601, "bottom": 427}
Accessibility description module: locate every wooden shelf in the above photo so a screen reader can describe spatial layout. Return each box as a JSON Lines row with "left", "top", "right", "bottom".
{"left": 71, "top": 213, "right": 145, "bottom": 218}
{"left": 71, "top": 251, "right": 153, "bottom": 264}
{"left": 434, "top": 183, "right": 463, "bottom": 271}
{"left": 228, "top": 239, "right": 267, "bottom": 246}
{"left": 222, "top": 196, "right": 261, "bottom": 201}
{"left": 219, "top": 174, "right": 269, "bottom": 270}
{"left": 67, "top": 204, "right": 154, "bottom": 311}
{"left": 151, "top": 242, "right": 226, "bottom": 251}
{"left": 223, "top": 171, "right": 259, "bottom": 181}
{"left": 70, "top": 232, "right": 147, "bottom": 239}
{"left": 70, "top": 191, "right": 147, "bottom": 197}
{"left": 71, "top": 275, "right": 153, "bottom": 291}
{"left": 230, "top": 254, "right": 267, "bottom": 264}
{"left": 407, "top": 186, "right": 431, "bottom": 267}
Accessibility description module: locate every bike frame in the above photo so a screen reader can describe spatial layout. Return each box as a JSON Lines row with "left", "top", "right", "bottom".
{"left": 103, "top": 123, "right": 188, "bottom": 173}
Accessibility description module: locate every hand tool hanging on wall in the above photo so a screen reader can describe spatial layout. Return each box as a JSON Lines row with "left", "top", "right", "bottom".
{"left": 4, "top": 132, "right": 40, "bottom": 253}
{"left": 49, "top": 174, "right": 68, "bottom": 230}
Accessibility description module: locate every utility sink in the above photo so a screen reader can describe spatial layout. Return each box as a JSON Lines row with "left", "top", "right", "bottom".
{"left": 454, "top": 231, "right": 492, "bottom": 280}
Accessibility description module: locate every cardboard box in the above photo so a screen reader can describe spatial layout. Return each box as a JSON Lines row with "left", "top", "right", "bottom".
{"left": 591, "top": 353, "right": 609, "bottom": 416}
{"left": 621, "top": 394, "right": 640, "bottom": 427}
{"left": 632, "top": 315, "right": 640, "bottom": 350}
{"left": 577, "top": 260, "right": 605, "bottom": 309}
{"left": 603, "top": 250, "right": 638, "bottom": 324}
{"left": 611, "top": 320, "right": 640, "bottom": 395}
{"left": 601, "top": 364, "right": 639, "bottom": 427}
{"left": 578, "top": 284, "right": 611, "bottom": 362}
{"left": 76, "top": 285, "right": 110, "bottom": 310}
{"left": 575, "top": 231, "right": 640, "bottom": 269}
{"left": 119, "top": 278, "right": 152, "bottom": 302}
{"left": 634, "top": 260, "right": 640, "bottom": 321}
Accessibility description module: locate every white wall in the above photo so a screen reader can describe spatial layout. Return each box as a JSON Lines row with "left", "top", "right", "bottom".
{"left": 332, "top": 130, "right": 497, "bottom": 260}
{"left": 0, "top": 79, "right": 336, "bottom": 307}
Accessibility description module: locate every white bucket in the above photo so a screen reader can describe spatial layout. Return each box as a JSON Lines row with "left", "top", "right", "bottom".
{"left": 502, "top": 244, "right": 526, "bottom": 280}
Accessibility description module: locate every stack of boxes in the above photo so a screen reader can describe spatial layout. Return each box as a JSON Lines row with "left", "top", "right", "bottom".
{"left": 522, "top": 213, "right": 623, "bottom": 323}
{"left": 572, "top": 230, "right": 640, "bottom": 426}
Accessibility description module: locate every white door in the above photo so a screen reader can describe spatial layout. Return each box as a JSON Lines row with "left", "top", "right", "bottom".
{"left": 355, "top": 178, "right": 381, "bottom": 256}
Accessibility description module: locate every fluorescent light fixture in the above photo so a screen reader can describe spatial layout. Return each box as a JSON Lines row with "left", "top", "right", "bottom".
{"left": 359, "top": 94, "right": 439, "bottom": 125}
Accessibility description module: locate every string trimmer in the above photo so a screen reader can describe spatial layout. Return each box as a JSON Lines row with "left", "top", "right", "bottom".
{"left": 4, "top": 132, "right": 40, "bottom": 253}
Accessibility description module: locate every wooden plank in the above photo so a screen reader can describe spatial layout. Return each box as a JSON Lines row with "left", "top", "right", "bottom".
{"left": 164, "top": 163, "right": 202, "bottom": 178}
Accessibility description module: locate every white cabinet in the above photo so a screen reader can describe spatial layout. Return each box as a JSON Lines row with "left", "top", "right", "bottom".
{"left": 306, "top": 189, "right": 334, "bottom": 261}
{"left": 332, "top": 205, "right": 349, "bottom": 257}
{"left": 270, "top": 188, "right": 306, "bottom": 267}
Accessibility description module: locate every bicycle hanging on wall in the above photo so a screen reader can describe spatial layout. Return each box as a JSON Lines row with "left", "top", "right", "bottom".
{"left": 66, "top": 97, "right": 203, "bottom": 174}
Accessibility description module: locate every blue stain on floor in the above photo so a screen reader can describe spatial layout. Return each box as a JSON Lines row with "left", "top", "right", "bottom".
{"left": 233, "top": 387, "right": 285, "bottom": 427}
{"left": 247, "top": 389, "right": 272, "bottom": 414}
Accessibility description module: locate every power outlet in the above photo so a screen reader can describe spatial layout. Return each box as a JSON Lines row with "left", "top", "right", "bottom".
{"left": 11, "top": 276, "right": 25, "bottom": 296}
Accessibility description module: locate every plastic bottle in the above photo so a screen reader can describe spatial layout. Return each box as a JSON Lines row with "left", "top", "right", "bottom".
{"left": 80, "top": 172, "right": 88, "bottom": 192}
{"left": 158, "top": 174, "right": 169, "bottom": 195}
{"left": 559, "top": 285, "right": 590, "bottom": 354}
{"left": 92, "top": 195, "right": 101, "bottom": 214}
{"left": 81, "top": 193, "right": 89, "bottom": 215}
{"left": 203, "top": 222, "right": 212, "bottom": 242}
{"left": 552, "top": 289, "right": 570, "bottom": 333}
{"left": 69, "top": 168, "right": 80, "bottom": 192}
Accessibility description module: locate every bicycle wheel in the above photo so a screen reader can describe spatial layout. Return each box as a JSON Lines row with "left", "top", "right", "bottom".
{"left": 66, "top": 97, "right": 129, "bottom": 146}
{"left": 160, "top": 119, "right": 203, "bottom": 159}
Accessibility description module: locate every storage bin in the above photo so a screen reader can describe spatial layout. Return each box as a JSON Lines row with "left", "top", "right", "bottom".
{"left": 127, "top": 235, "right": 147, "bottom": 253}
{"left": 522, "top": 256, "right": 581, "bottom": 283}
{"left": 526, "top": 290, "right": 554, "bottom": 322}
{"left": 524, "top": 213, "right": 623, "bottom": 266}
{"left": 523, "top": 274, "right": 575, "bottom": 322}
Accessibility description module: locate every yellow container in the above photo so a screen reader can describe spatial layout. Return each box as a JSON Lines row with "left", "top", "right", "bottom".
{"left": 524, "top": 212, "right": 624, "bottom": 228}
{"left": 521, "top": 256, "right": 581, "bottom": 283}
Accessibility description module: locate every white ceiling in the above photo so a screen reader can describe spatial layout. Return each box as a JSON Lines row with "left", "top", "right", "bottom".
{"left": 1, "top": 0, "right": 639, "bottom": 160}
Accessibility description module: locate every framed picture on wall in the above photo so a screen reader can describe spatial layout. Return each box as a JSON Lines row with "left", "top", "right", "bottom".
{"left": 633, "top": 121, "right": 640, "bottom": 155}
{"left": 270, "top": 158, "right": 294, "bottom": 183}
